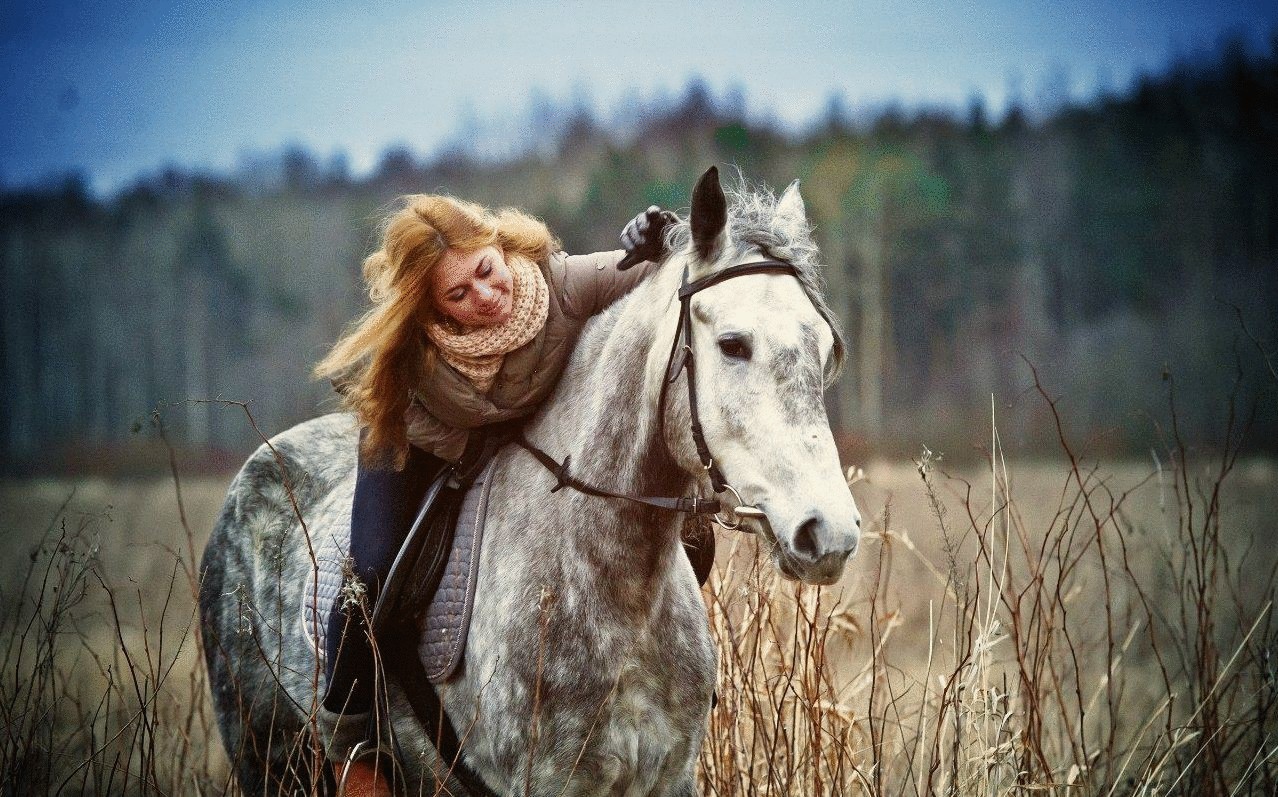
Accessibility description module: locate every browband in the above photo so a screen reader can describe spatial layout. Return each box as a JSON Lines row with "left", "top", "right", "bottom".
{"left": 677, "top": 260, "right": 798, "bottom": 299}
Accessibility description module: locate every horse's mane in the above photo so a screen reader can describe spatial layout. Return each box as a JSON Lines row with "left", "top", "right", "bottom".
{"left": 663, "top": 175, "right": 847, "bottom": 382}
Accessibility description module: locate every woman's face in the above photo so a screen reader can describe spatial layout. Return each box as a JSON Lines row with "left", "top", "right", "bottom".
{"left": 430, "top": 245, "right": 514, "bottom": 328}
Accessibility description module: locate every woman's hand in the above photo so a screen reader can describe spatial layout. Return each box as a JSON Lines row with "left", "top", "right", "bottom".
{"left": 617, "top": 206, "right": 678, "bottom": 270}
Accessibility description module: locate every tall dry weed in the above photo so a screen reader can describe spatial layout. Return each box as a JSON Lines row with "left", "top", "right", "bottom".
{"left": 2, "top": 383, "right": 1275, "bottom": 795}
{"left": 696, "top": 368, "right": 1277, "bottom": 795}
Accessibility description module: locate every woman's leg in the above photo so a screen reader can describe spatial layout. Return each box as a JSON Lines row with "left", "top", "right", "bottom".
{"left": 324, "top": 437, "right": 445, "bottom": 713}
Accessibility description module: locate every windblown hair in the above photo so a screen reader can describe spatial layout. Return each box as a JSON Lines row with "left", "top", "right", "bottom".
{"left": 664, "top": 177, "right": 847, "bottom": 383}
{"left": 313, "top": 195, "right": 559, "bottom": 468}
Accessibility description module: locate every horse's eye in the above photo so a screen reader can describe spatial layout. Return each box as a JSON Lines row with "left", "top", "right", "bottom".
{"left": 718, "top": 335, "right": 752, "bottom": 361}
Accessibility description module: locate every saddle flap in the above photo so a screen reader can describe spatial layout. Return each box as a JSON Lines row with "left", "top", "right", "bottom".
{"left": 378, "top": 457, "right": 498, "bottom": 683}
{"left": 303, "top": 456, "right": 496, "bottom": 686}
{"left": 371, "top": 470, "right": 454, "bottom": 633}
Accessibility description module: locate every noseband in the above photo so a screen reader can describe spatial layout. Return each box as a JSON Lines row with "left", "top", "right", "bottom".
{"left": 517, "top": 259, "right": 800, "bottom": 530}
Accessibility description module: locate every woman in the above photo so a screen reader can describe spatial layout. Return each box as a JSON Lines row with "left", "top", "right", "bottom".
{"left": 311, "top": 194, "right": 677, "bottom": 794}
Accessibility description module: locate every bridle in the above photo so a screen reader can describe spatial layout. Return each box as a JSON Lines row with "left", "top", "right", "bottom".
{"left": 517, "top": 258, "right": 801, "bottom": 531}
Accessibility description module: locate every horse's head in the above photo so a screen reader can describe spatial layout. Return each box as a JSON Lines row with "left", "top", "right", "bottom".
{"left": 660, "top": 167, "right": 861, "bottom": 586}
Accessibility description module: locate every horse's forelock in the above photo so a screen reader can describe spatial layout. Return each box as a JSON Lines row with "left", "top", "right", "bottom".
{"left": 663, "top": 174, "right": 847, "bottom": 382}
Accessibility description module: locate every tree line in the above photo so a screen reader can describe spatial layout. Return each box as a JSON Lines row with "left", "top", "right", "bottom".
{"left": 2, "top": 36, "right": 1276, "bottom": 473}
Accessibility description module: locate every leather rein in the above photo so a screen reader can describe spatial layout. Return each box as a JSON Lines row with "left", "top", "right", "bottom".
{"left": 517, "top": 259, "right": 799, "bottom": 530}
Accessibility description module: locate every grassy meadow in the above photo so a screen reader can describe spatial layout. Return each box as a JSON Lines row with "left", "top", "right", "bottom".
{"left": 4, "top": 36, "right": 1277, "bottom": 794}
{"left": 2, "top": 420, "right": 1276, "bottom": 794}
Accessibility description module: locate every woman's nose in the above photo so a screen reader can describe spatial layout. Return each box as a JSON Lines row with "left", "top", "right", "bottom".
{"left": 476, "top": 282, "right": 494, "bottom": 300}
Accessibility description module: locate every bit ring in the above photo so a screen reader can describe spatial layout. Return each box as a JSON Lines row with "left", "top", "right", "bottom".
{"left": 714, "top": 484, "right": 764, "bottom": 531}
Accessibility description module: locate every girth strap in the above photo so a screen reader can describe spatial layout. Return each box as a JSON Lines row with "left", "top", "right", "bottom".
{"left": 515, "top": 436, "right": 722, "bottom": 515}
{"left": 384, "top": 633, "right": 499, "bottom": 797}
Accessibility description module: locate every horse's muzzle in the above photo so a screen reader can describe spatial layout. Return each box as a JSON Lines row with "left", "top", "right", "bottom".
{"left": 777, "top": 508, "right": 860, "bottom": 585}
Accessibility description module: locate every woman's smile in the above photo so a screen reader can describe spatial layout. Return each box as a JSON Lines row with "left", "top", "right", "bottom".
{"left": 477, "top": 291, "right": 512, "bottom": 322}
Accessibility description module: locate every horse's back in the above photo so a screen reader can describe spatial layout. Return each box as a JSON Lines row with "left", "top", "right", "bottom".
{"left": 200, "top": 412, "right": 356, "bottom": 612}
{"left": 199, "top": 412, "right": 358, "bottom": 791}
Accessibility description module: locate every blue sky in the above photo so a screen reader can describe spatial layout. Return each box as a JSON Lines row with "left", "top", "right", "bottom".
{"left": 2, "top": 0, "right": 1275, "bottom": 194}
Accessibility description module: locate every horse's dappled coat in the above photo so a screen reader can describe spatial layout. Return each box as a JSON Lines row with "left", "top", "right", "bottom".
{"left": 199, "top": 170, "right": 860, "bottom": 796}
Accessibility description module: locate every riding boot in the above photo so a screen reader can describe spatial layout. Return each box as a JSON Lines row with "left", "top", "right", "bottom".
{"left": 334, "top": 740, "right": 400, "bottom": 797}
{"left": 323, "top": 433, "right": 446, "bottom": 718}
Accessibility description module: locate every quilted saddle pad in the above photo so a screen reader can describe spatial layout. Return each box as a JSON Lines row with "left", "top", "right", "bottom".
{"left": 302, "top": 457, "right": 496, "bottom": 684}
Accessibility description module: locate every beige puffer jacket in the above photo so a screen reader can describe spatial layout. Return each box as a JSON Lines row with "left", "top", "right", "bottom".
{"left": 338, "top": 249, "right": 660, "bottom": 462}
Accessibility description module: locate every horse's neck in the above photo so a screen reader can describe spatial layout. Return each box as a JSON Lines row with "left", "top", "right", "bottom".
{"left": 520, "top": 260, "right": 690, "bottom": 585}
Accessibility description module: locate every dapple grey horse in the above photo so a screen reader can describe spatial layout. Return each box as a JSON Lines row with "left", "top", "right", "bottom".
{"left": 199, "top": 167, "right": 861, "bottom": 795}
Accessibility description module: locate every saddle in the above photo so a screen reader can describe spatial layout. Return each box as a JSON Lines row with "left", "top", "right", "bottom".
{"left": 303, "top": 428, "right": 716, "bottom": 684}
{"left": 301, "top": 428, "right": 506, "bottom": 684}
{"left": 370, "top": 447, "right": 497, "bottom": 683}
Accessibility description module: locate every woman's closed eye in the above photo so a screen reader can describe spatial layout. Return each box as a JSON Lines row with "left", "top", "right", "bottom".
{"left": 446, "top": 260, "right": 495, "bottom": 302}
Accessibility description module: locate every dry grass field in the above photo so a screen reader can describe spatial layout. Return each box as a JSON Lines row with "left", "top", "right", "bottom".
{"left": 2, "top": 426, "right": 1276, "bottom": 794}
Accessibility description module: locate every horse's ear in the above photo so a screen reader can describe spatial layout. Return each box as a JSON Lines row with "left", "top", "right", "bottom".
{"left": 690, "top": 166, "right": 727, "bottom": 262}
{"left": 777, "top": 180, "right": 807, "bottom": 225}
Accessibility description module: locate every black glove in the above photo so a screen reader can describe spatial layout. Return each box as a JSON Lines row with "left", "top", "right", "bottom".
{"left": 617, "top": 206, "right": 678, "bottom": 270}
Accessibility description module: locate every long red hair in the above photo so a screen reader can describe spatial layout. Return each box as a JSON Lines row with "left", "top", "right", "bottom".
{"left": 314, "top": 194, "right": 558, "bottom": 468}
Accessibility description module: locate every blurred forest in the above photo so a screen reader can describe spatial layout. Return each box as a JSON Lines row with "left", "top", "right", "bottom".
{"left": 2, "top": 37, "right": 1276, "bottom": 475}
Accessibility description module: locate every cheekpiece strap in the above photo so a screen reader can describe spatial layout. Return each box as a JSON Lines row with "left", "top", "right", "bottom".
{"left": 675, "top": 260, "right": 799, "bottom": 494}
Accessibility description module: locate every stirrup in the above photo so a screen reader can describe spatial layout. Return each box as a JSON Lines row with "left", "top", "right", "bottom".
{"left": 335, "top": 740, "right": 399, "bottom": 796}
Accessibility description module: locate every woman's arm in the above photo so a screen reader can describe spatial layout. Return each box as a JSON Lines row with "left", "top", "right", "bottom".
{"left": 331, "top": 371, "right": 469, "bottom": 462}
{"left": 558, "top": 205, "right": 675, "bottom": 319}
{"left": 558, "top": 249, "right": 663, "bottom": 320}
{"left": 404, "top": 399, "right": 469, "bottom": 463}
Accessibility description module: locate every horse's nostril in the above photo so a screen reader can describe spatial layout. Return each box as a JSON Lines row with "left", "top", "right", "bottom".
{"left": 793, "top": 516, "right": 822, "bottom": 562}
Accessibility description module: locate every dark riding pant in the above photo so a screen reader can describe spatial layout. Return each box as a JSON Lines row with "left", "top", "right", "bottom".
{"left": 323, "top": 435, "right": 446, "bottom": 714}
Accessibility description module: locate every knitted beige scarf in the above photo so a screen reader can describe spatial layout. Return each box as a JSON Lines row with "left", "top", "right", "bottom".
{"left": 425, "top": 254, "right": 549, "bottom": 392}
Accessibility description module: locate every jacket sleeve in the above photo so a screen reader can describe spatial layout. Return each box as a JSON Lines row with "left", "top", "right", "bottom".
{"left": 559, "top": 249, "right": 663, "bottom": 320}
{"left": 404, "top": 399, "right": 469, "bottom": 463}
